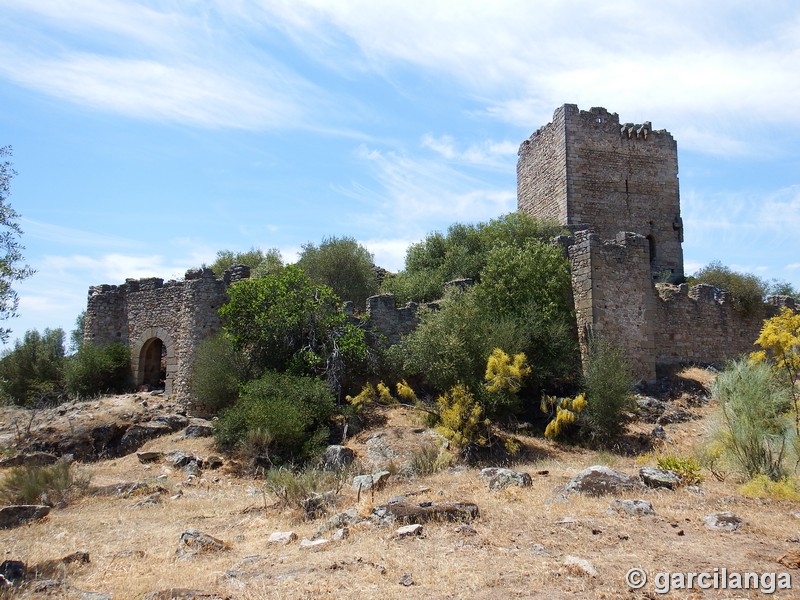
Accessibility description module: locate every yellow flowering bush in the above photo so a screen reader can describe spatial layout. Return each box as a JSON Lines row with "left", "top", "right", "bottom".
{"left": 541, "top": 393, "right": 586, "bottom": 440}
{"left": 484, "top": 348, "right": 532, "bottom": 394}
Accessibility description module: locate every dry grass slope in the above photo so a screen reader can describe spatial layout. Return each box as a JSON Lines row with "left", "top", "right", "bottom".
{"left": 1, "top": 368, "right": 799, "bottom": 599}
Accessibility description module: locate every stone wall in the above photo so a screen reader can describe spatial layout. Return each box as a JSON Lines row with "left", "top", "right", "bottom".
{"left": 84, "top": 267, "right": 246, "bottom": 401}
{"left": 566, "top": 229, "right": 793, "bottom": 382}
{"left": 569, "top": 231, "right": 658, "bottom": 381}
{"left": 519, "top": 104, "right": 684, "bottom": 282}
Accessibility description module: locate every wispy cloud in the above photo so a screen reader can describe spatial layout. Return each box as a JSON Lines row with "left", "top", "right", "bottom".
{"left": 349, "top": 144, "right": 515, "bottom": 237}
{"left": 420, "top": 134, "right": 517, "bottom": 169}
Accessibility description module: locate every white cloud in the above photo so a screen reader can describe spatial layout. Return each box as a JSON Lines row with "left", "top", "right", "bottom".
{"left": 349, "top": 144, "right": 515, "bottom": 237}
{"left": 420, "top": 134, "right": 518, "bottom": 169}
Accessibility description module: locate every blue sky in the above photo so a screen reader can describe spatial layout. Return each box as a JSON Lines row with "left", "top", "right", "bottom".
{"left": 1, "top": 0, "right": 799, "bottom": 347}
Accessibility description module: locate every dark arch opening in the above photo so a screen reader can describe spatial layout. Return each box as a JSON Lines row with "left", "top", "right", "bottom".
{"left": 646, "top": 234, "right": 657, "bottom": 264}
{"left": 139, "top": 338, "right": 166, "bottom": 389}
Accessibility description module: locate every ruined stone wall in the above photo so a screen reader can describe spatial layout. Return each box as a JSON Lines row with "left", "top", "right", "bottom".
{"left": 85, "top": 268, "right": 238, "bottom": 401}
{"left": 569, "top": 231, "right": 658, "bottom": 382}
{"left": 366, "top": 294, "right": 423, "bottom": 345}
{"left": 517, "top": 107, "right": 568, "bottom": 224}
{"left": 567, "top": 230, "right": 790, "bottom": 382}
{"left": 654, "top": 286, "right": 794, "bottom": 371}
{"left": 519, "top": 104, "right": 684, "bottom": 281}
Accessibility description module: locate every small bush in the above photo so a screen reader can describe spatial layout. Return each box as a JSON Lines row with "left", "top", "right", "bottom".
{"left": 410, "top": 441, "right": 453, "bottom": 476}
{"left": 541, "top": 393, "right": 586, "bottom": 440}
{"left": 656, "top": 454, "right": 704, "bottom": 485}
{"left": 711, "top": 360, "right": 794, "bottom": 480}
{"left": 264, "top": 467, "right": 343, "bottom": 518}
{"left": 214, "top": 371, "right": 335, "bottom": 469}
{"left": 190, "top": 334, "right": 247, "bottom": 414}
{"left": 740, "top": 475, "right": 800, "bottom": 501}
{"left": 0, "top": 461, "right": 88, "bottom": 507}
{"left": 579, "top": 336, "right": 635, "bottom": 443}
{"left": 65, "top": 342, "right": 131, "bottom": 398}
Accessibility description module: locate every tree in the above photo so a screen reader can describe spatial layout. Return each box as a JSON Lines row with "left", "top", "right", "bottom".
{"left": 689, "top": 261, "right": 768, "bottom": 316}
{"left": 219, "top": 265, "right": 367, "bottom": 392}
{"left": 209, "top": 247, "right": 268, "bottom": 278}
{"left": 69, "top": 311, "right": 85, "bottom": 354}
{"left": 0, "top": 328, "right": 66, "bottom": 406}
{"left": 296, "top": 236, "right": 378, "bottom": 308}
{"left": 381, "top": 212, "right": 565, "bottom": 303}
{"left": 0, "top": 146, "right": 35, "bottom": 342}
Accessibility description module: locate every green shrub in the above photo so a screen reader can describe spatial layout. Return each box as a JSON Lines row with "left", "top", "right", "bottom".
{"left": 740, "top": 475, "right": 800, "bottom": 501}
{"left": 689, "top": 261, "right": 768, "bottom": 316}
{"left": 578, "top": 336, "right": 635, "bottom": 443}
{"left": 0, "top": 328, "right": 66, "bottom": 406}
{"left": 64, "top": 342, "right": 130, "bottom": 398}
{"left": 410, "top": 441, "right": 453, "bottom": 476}
{"left": 297, "top": 236, "right": 379, "bottom": 307}
{"left": 264, "top": 467, "right": 344, "bottom": 518}
{"left": 711, "top": 360, "right": 794, "bottom": 480}
{"left": 214, "top": 371, "right": 335, "bottom": 469}
{"left": 656, "top": 454, "right": 704, "bottom": 484}
{"left": 0, "top": 461, "right": 88, "bottom": 507}
{"left": 190, "top": 334, "right": 246, "bottom": 414}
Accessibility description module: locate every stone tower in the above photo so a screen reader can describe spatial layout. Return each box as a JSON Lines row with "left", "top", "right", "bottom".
{"left": 517, "top": 104, "right": 684, "bottom": 282}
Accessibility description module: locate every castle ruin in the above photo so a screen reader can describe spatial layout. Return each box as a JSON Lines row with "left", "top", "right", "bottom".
{"left": 84, "top": 103, "right": 794, "bottom": 403}
{"left": 518, "top": 104, "right": 793, "bottom": 381}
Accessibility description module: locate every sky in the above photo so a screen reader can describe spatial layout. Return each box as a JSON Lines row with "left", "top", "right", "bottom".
{"left": 1, "top": 0, "right": 799, "bottom": 348}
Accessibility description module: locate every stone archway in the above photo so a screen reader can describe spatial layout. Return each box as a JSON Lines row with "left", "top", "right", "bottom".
{"left": 131, "top": 327, "right": 177, "bottom": 394}
{"left": 139, "top": 338, "right": 165, "bottom": 388}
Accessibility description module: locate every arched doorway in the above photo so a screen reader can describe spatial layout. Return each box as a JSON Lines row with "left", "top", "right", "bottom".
{"left": 139, "top": 337, "right": 166, "bottom": 389}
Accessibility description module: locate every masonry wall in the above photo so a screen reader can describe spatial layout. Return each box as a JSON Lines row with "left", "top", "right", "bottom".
{"left": 85, "top": 268, "right": 233, "bottom": 401}
{"left": 568, "top": 230, "right": 791, "bottom": 382}
{"left": 519, "top": 104, "right": 684, "bottom": 281}
{"left": 569, "top": 231, "right": 658, "bottom": 382}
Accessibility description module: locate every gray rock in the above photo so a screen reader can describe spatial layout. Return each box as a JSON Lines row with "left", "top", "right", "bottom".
{"left": 0, "top": 452, "right": 59, "bottom": 468}
{"left": 322, "top": 445, "right": 355, "bottom": 471}
{"left": 372, "top": 501, "right": 479, "bottom": 525}
{"left": 151, "top": 414, "right": 190, "bottom": 431}
{"left": 703, "top": 512, "right": 743, "bottom": 532}
{"left": 117, "top": 422, "right": 172, "bottom": 455}
{"left": 564, "top": 465, "right": 640, "bottom": 496}
{"left": 396, "top": 524, "right": 423, "bottom": 537}
{"left": 352, "top": 470, "right": 391, "bottom": 491}
{"left": 136, "top": 451, "right": 164, "bottom": 464}
{"left": 204, "top": 455, "right": 223, "bottom": 470}
{"left": 480, "top": 467, "right": 533, "bottom": 490}
{"left": 0, "top": 559, "right": 26, "bottom": 585}
{"left": 639, "top": 466, "right": 682, "bottom": 490}
{"left": 0, "top": 505, "right": 50, "bottom": 529}
{"left": 267, "top": 531, "right": 297, "bottom": 544}
{"left": 610, "top": 499, "right": 656, "bottom": 516}
{"left": 563, "top": 555, "right": 598, "bottom": 578}
{"left": 143, "top": 590, "right": 228, "bottom": 600}
{"left": 332, "top": 527, "right": 349, "bottom": 541}
{"left": 299, "top": 538, "right": 329, "bottom": 550}
{"left": 177, "top": 529, "right": 228, "bottom": 556}
{"left": 184, "top": 421, "right": 214, "bottom": 438}
{"left": 165, "top": 450, "right": 193, "bottom": 467}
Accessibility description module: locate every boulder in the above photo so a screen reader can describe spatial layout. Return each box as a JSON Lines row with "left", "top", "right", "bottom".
{"left": 372, "top": 501, "right": 479, "bottom": 525}
{"left": 299, "top": 538, "right": 329, "bottom": 550}
{"left": 0, "top": 452, "right": 59, "bottom": 469}
{"left": 177, "top": 529, "right": 228, "bottom": 556}
{"left": 0, "top": 505, "right": 50, "bottom": 529}
{"left": 322, "top": 445, "right": 355, "bottom": 471}
{"left": 0, "top": 560, "right": 26, "bottom": 585}
{"left": 396, "top": 524, "right": 423, "bottom": 537}
{"left": 703, "top": 512, "right": 743, "bottom": 532}
{"left": 136, "top": 451, "right": 164, "bottom": 464}
{"left": 564, "top": 466, "right": 640, "bottom": 496}
{"left": 117, "top": 423, "right": 172, "bottom": 455}
{"left": 267, "top": 531, "right": 297, "bottom": 545}
{"left": 639, "top": 466, "right": 682, "bottom": 490}
{"left": 352, "top": 470, "right": 391, "bottom": 491}
{"left": 184, "top": 420, "right": 214, "bottom": 438}
{"left": 479, "top": 467, "right": 532, "bottom": 490}
{"left": 610, "top": 499, "right": 656, "bottom": 516}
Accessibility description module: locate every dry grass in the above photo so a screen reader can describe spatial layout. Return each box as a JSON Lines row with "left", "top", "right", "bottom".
{"left": 2, "top": 375, "right": 800, "bottom": 599}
